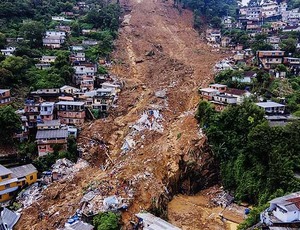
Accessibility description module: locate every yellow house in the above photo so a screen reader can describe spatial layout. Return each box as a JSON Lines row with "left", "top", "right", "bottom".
{"left": 0, "top": 164, "right": 38, "bottom": 202}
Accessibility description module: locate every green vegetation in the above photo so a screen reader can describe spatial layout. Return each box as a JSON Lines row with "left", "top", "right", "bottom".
{"left": 196, "top": 101, "right": 300, "bottom": 205}
{"left": 176, "top": 0, "right": 238, "bottom": 29}
{"left": 93, "top": 212, "right": 121, "bottom": 230}
{"left": 0, "top": 105, "right": 21, "bottom": 144}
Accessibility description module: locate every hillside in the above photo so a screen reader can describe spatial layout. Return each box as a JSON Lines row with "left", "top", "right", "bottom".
{"left": 16, "top": 0, "right": 226, "bottom": 229}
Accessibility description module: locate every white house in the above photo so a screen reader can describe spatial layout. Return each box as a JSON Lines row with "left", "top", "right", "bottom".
{"left": 261, "top": 192, "right": 300, "bottom": 225}
{"left": 1, "top": 47, "right": 16, "bottom": 56}
{"left": 40, "top": 56, "right": 57, "bottom": 63}
{"left": 256, "top": 101, "right": 285, "bottom": 114}
{"left": 73, "top": 64, "right": 97, "bottom": 76}
{"left": 60, "top": 85, "right": 80, "bottom": 95}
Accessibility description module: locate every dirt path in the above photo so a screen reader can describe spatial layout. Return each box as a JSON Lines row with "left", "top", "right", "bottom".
{"left": 16, "top": 0, "right": 227, "bottom": 229}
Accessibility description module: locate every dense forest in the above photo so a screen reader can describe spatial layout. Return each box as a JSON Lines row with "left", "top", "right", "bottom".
{"left": 196, "top": 100, "right": 300, "bottom": 228}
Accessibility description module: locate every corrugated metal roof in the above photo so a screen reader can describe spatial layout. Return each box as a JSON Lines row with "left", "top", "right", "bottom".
{"left": 256, "top": 102, "right": 285, "bottom": 108}
{"left": 0, "top": 165, "right": 12, "bottom": 176}
{"left": 37, "top": 120, "right": 61, "bottom": 127}
{"left": 56, "top": 101, "right": 85, "bottom": 106}
{"left": 9, "top": 164, "right": 37, "bottom": 178}
{"left": 1, "top": 207, "right": 21, "bottom": 230}
{"left": 36, "top": 130, "right": 68, "bottom": 139}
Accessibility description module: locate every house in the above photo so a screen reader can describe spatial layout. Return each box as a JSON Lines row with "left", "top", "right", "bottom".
{"left": 56, "top": 25, "right": 71, "bottom": 33}
{"left": 69, "top": 52, "right": 86, "bottom": 63}
{"left": 80, "top": 76, "right": 94, "bottom": 92}
{"left": 246, "top": 6, "right": 262, "bottom": 20}
{"left": 73, "top": 64, "right": 97, "bottom": 76}
{"left": 40, "top": 56, "right": 57, "bottom": 64}
{"left": 135, "top": 212, "right": 181, "bottom": 230}
{"left": 37, "top": 120, "right": 61, "bottom": 130}
{"left": 0, "top": 89, "right": 11, "bottom": 106}
{"left": 246, "top": 20, "right": 262, "bottom": 31}
{"left": 30, "top": 88, "right": 61, "bottom": 102}
{"left": 46, "top": 31, "right": 66, "bottom": 37}
{"left": 70, "top": 46, "right": 84, "bottom": 52}
{"left": 261, "top": 191, "right": 300, "bottom": 225}
{"left": 60, "top": 85, "right": 80, "bottom": 95}
{"left": 9, "top": 164, "right": 38, "bottom": 187}
{"left": 199, "top": 88, "right": 219, "bottom": 100}
{"left": 209, "top": 84, "right": 227, "bottom": 93}
{"left": 267, "top": 36, "right": 281, "bottom": 49}
{"left": 0, "top": 47, "right": 16, "bottom": 56}
{"left": 261, "top": 1, "right": 279, "bottom": 18}
{"left": 24, "top": 99, "right": 40, "bottom": 128}
{"left": 14, "top": 115, "right": 29, "bottom": 141}
{"left": 222, "top": 16, "right": 234, "bottom": 29}
{"left": 43, "top": 31, "right": 66, "bottom": 49}
{"left": 35, "top": 63, "right": 51, "bottom": 70}
{"left": 225, "top": 88, "right": 251, "bottom": 104}
{"left": 43, "top": 35, "right": 65, "bottom": 49}
{"left": 212, "top": 94, "right": 237, "bottom": 105}
{"left": 0, "top": 207, "right": 21, "bottom": 230}
{"left": 256, "top": 101, "right": 285, "bottom": 114}
{"left": 56, "top": 101, "right": 86, "bottom": 125}
{"left": 36, "top": 129, "right": 68, "bottom": 156}
{"left": 206, "top": 29, "right": 221, "bottom": 43}
{"left": 0, "top": 164, "right": 37, "bottom": 202}
{"left": 51, "top": 16, "right": 72, "bottom": 22}
{"left": 92, "top": 88, "right": 115, "bottom": 112}
{"left": 282, "top": 25, "right": 300, "bottom": 32}
{"left": 101, "top": 82, "right": 121, "bottom": 94}
{"left": 257, "top": 50, "right": 284, "bottom": 69}
{"left": 232, "top": 71, "right": 257, "bottom": 83}
{"left": 63, "top": 220, "right": 94, "bottom": 230}
{"left": 82, "top": 40, "right": 98, "bottom": 46}
{"left": 284, "top": 57, "right": 300, "bottom": 67}
{"left": 40, "top": 102, "right": 55, "bottom": 121}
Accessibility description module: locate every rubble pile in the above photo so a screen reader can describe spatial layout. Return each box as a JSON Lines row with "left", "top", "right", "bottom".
{"left": 16, "top": 158, "right": 89, "bottom": 210}
{"left": 16, "top": 183, "right": 45, "bottom": 209}
{"left": 79, "top": 178, "right": 134, "bottom": 216}
{"left": 121, "top": 109, "right": 164, "bottom": 152}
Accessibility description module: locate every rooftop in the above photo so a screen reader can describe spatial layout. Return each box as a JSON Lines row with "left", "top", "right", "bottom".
{"left": 270, "top": 192, "right": 300, "bottom": 212}
{"left": 209, "top": 84, "right": 227, "bottom": 88}
{"left": 256, "top": 102, "right": 285, "bottom": 108}
{"left": 0, "top": 165, "right": 12, "bottom": 176}
{"left": 56, "top": 101, "right": 85, "bottom": 106}
{"left": 37, "top": 120, "right": 61, "bottom": 127}
{"left": 199, "top": 88, "right": 219, "bottom": 93}
{"left": 136, "top": 212, "right": 181, "bottom": 230}
{"left": 36, "top": 129, "right": 68, "bottom": 139}
{"left": 0, "top": 89, "right": 10, "bottom": 94}
{"left": 10, "top": 164, "right": 37, "bottom": 179}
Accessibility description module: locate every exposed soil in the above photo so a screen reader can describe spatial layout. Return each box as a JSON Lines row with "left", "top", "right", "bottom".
{"left": 16, "top": 0, "right": 232, "bottom": 229}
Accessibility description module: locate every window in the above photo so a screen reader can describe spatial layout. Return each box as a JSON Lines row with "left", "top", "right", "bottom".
{"left": 30, "top": 175, "right": 33, "bottom": 180}
{"left": 9, "top": 192, "right": 14, "bottom": 197}
{"left": 2, "top": 174, "right": 9, "bottom": 180}
{"left": 5, "top": 184, "right": 10, "bottom": 189}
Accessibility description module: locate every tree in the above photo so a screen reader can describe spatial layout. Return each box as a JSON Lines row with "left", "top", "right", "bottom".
{"left": 0, "top": 56, "right": 29, "bottom": 75}
{"left": 93, "top": 212, "right": 120, "bottom": 230}
{"left": 20, "top": 20, "right": 46, "bottom": 48}
{"left": 280, "top": 38, "right": 297, "bottom": 54}
{"left": 0, "top": 106, "right": 21, "bottom": 144}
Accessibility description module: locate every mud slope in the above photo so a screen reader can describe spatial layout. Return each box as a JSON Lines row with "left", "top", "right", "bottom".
{"left": 16, "top": 0, "right": 224, "bottom": 229}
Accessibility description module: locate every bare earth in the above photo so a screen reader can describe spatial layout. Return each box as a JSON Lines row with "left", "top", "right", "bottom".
{"left": 15, "top": 0, "right": 234, "bottom": 229}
